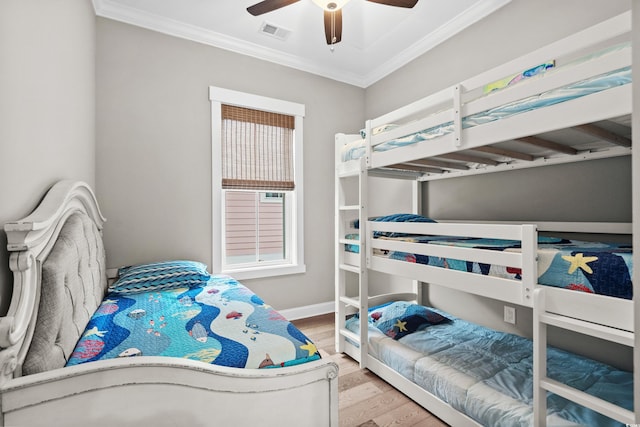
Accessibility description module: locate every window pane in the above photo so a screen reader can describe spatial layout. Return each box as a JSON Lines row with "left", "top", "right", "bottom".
{"left": 257, "top": 191, "right": 285, "bottom": 262}
{"left": 224, "top": 191, "right": 285, "bottom": 266}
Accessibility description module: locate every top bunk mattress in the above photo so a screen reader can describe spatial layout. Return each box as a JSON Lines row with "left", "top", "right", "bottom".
{"left": 67, "top": 274, "right": 321, "bottom": 369}
{"left": 340, "top": 42, "right": 631, "bottom": 163}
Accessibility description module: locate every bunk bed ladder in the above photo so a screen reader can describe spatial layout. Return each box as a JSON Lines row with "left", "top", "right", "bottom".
{"left": 533, "top": 288, "right": 636, "bottom": 426}
{"left": 335, "top": 152, "right": 369, "bottom": 368}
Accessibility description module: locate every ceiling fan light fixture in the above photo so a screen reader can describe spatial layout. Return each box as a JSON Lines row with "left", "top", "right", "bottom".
{"left": 311, "top": 0, "right": 350, "bottom": 11}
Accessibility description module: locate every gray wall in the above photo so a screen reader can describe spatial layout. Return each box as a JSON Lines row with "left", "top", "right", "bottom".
{"left": 95, "top": 18, "right": 365, "bottom": 311}
{"left": 365, "top": 0, "right": 632, "bottom": 369}
{"left": 0, "top": 0, "right": 96, "bottom": 313}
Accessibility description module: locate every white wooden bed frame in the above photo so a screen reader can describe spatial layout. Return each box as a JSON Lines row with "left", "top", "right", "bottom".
{"left": 335, "top": 10, "right": 637, "bottom": 427}
{"left": 0, "top": 180, "right": 339, "bottom": 427}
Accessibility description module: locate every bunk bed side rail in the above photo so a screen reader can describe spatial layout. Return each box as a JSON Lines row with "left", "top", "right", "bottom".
{"left": 463, "top": 11, "right": 630, "bottom": 90}
{"left": 369, "top": 221, "right": 531, "bottom": 240}
{"left": 368, "top": 221, "right": 537, "bottom": 306}
{"left": 371, "top": 256, "right": 526, "bottom": 305}
{"left": 439, "top": 220, "right": 632, "bottom": 234}
{"left": 363, "top": 11, "right": 631, "bottom": 173}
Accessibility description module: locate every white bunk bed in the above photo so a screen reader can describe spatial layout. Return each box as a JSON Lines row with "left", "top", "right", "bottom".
{"left": 335, "top": 10, "right": 636, "bottom": 427}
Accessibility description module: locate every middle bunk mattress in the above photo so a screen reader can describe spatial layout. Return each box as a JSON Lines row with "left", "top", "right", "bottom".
{"left": 345, "top": 214, "right": 633, "bottom": 300}
{"left": 67, "top": 274, "right": 320, "bottom": 369}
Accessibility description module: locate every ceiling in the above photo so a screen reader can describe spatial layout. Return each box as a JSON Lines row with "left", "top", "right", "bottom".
{"left": 93, "top": 0, "right": 511, "bottom": 88}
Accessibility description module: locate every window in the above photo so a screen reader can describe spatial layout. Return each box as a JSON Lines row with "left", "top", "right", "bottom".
{"left": 210, "top": 87, "right": 305, "bottom": 280}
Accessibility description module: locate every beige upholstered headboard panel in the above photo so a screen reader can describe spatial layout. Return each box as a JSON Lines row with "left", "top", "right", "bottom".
{"left": 22, "top": 212, "right": 107, "bottom": 375}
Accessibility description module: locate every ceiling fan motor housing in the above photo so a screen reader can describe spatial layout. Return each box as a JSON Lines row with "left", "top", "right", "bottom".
{"left": 312, "top": 0, "right": 351, "bottom": 10}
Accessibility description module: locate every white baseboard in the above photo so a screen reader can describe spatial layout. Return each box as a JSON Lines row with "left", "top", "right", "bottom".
{"left": 280, "top": 301, "right": 335, "bottom": 321}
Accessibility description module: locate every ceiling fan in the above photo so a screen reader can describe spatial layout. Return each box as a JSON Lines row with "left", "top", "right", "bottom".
{"left": 247, "top": 0, "right": 418, "bottom": 47}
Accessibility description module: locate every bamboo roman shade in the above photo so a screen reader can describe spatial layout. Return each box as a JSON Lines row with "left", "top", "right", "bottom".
{"left": 221, "top": 104, "right": 295, "bottom": 191}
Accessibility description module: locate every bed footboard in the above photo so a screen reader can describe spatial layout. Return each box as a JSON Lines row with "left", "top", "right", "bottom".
{"left": 1, "top": 356, "right": 339, "bottom": 426}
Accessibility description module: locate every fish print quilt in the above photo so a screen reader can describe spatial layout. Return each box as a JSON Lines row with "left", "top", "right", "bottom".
{"left": 67, "top": 275, "right": 321, "bottom": 369}
{"left": 348, "top": 234, "right": 633, "bottom": 299}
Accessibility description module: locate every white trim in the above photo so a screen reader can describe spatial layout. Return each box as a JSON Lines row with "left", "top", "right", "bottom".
{"left": 209, "top": 86, "right": 305, "bottom": 117}
{"left": 210, "top": 87, "right": 305, "bottom": 280}
{"left": 211, "top": 100, "right": 223, "bottom": 277}
{"left": 279, "top": 302, "right": 335, "bottom": 321}
{"left": 223, "top": 263, "right": 306, "bottom": 281}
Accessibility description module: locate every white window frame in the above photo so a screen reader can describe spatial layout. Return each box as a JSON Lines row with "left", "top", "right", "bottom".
{"left": 209, "top": 86, "right": 306, "bottom": 280}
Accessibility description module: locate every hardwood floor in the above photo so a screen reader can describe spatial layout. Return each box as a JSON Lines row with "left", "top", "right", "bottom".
{"left": 292, "top": 314, "right": 448, "bottom": 427}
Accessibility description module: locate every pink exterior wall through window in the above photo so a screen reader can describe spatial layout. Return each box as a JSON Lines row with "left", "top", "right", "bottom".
{"left": 225, "top": 191, "right": 284, "bottom": 263}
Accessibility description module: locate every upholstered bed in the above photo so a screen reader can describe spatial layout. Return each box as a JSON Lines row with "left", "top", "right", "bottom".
{"left": 0, "top": 180, "right": 338, "bottom": 426}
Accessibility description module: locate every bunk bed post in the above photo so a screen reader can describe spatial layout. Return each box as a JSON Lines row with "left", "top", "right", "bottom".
{"left": 335, "top": 134, "right": 345, "bottom": 354}
{"left": 533, "top": 288, "right": 548, "bottom": 427}
{"left": 632, "top": 0, "right": 639, "bottom": 422}
{"left": 521, "top": 224, "right": 538, "bottom": 304}
{"left": 412, "top": 180, "right": 422, "bottom": 304}
{"left": 453, "top": 84, "right": 463, "bottom": 148}
{"left": 359, "top": 156, "right": 369, "bottom": 368}
{"left": 364, "top": 119, "right": 373, "bottom": 169}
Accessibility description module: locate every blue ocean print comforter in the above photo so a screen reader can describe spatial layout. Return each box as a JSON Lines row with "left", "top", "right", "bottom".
{"left": 346, "top": 305, "right": 633, "bottom": 427}
{"left": 67, "top": 275, "right": 320, "bottom": 369}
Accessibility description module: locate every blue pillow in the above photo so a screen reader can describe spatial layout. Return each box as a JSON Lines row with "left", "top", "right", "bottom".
{"left": 353, "top": 213, "right": 436, "bottom": 230}
{"left": 109, "top": 260, "right": 211, "bottom": 295}
{"left": 369, "top": 301, "right": 449, "bottom": 340}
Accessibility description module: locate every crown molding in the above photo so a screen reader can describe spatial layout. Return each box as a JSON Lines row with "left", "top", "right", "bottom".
{"left": 93, "top": 0, "right": 511, "bottom": 88}
{"left": 93, "top": 0, "right": 367, "bottom": 86}
{"left": 360, "top": 0, "right": 512, "bottom": 87}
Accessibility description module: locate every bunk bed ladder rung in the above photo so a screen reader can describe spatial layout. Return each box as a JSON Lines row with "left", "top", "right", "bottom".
{"left": 339, "top": 263, "right": 360, "bottom": 274}
{"left": 540, "top": 377, "right": 635, "bottom": 425}
{"left": 539, "top": 312, "right": 634, "bottom": 347}
{"left": 339, "top": 328, "right": 361, "bottom": 345}
{"left": 339, "top": 204, "right": 359, "bottom": 211}
{"left": 339, "top": 238, "right": 359, "bottom": 245}
{"left": 339, "top": 296, "right": 359, "bottom": 308}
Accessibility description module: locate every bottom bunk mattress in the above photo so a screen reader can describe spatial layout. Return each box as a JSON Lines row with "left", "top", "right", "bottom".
{"left": 67, "top": 274, "right": 321, "bottom": 369}
{"left": 345, "top": 301, "right": 632, "bottom": 427}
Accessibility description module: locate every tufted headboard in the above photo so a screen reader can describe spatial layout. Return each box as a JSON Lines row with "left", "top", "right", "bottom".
{"left": 22, "top": 212, "right": 106, "bottom": 375}
{"left": 0, "top": 181, "right": 107, "bottom": 382}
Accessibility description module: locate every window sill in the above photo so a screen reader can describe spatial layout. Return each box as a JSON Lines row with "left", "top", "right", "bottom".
{"left": 221, "top": 263, "right": 306, "bottom": 281}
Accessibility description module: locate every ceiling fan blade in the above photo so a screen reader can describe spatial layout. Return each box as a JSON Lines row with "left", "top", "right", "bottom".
{"left": 247, "top": 0, "right": 301, "bottom": 16}
{"left": 324, "top": 9, "right": 342, "bottom": 45}
{"left": 366, "top": 0, "right": 418, "bottom": 8}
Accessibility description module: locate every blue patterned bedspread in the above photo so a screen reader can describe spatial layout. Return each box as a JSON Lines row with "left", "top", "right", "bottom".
{"left": 67, "top": 275, "right": 320, "bottom": 369}
{"left": 347, "top": 234, "right": 633, "bottom": 299}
